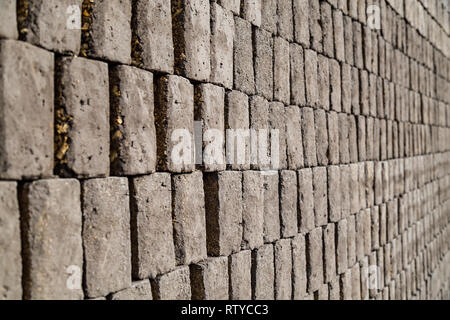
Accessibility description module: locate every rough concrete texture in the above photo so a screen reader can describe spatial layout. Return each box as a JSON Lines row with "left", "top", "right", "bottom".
{"left": 21, "top": 179, "right": 83, "bottom": 300}
{"left": 1, "top": 0, "right": 450, "bottom": 302}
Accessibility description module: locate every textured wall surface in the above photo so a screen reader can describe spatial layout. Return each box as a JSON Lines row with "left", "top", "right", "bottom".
{"left": 1, "top": 0, "right": 450, "bottom": 300}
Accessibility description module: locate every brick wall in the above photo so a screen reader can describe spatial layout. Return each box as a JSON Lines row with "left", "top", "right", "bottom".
{"left": 0, "top": 0, "right": 449, "bottom": 300}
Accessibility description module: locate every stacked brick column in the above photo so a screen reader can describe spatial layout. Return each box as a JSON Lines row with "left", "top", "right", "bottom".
{"left": 1, "top": 0, "right": 450, "bottom": 300}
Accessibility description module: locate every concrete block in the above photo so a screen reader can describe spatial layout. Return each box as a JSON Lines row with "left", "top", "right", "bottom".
{"left": 22, "top": 179, "right": 83, "bottom": 300}
{"left": 204, "top": 171, "right": 243, "bottom": 256}
{"left": 195, "top": 84, "right": 226, "bottom": 172}
{"left": 155, "top": 75, "right": 194, "bottom": 173}
{"left": 132, "top": 0, "right": 174, "bottom": 73}
{"left": 274, "top": 239, "right": 292, "bottom": 300}
{"left": 110, "top": 65, "right": 156, "bottom": 176}
{"left": 324, "top": 224, "right": 337, "bottom": 283}
{"left": 280, "top": 171, "right": 298, "bottom": 238}
{"left": 210, "top": 3, "right": 234, "bottom": 89}
{"left": 273, "top": 37, "right": 290, "bottom": 104}
{"left": 152, "top": 267, "right": 191, "bottom": 300}
{"left": 130, "top": 173, "right": 175, "bottom": 279}
{"left": 290, "top": 43, "right": 306, "bottom": 106}
{"left": 298, "top": 167, "right": 318, "bottom": 234}
{"left": 81, "top": 0, "right": 131, "bottom": 63}
{"left": 0, "top": 182, "right": 22, "bottom": 300}
{"left": 110, "top": 280, "right": 152, "bottom": 300}
{"left": 252, "top": 244, "right": 275, "bottom": 300}
{"left": 225, "top": 91, "right": 250, "bottom": 170}
{"left": 285, "top": 106, "right": 304, "bottom": 169}
{"left": 307, "top": 227, "right": 324, "bottom": 292}
{"left": 191, "top": 257, "right": 229, "bottom": 300}
{"left": 82, "top": 177, "right": 131, "bottom": 298}
{"left": 242, "top": 171, "right": 264, "bottom": 249}
{"left": 55, "top": 56, "right": 109, "bottom": 178}
{"left": 172, "top": 0, "right": 211, "bottom": 81}
{"left": 0, "top": 40, "right": 54, "bottom": 180}
{"left": 172, "top": 172, "right": 207, "bottom": 265}
{"left": 233, "top": 17, "right": 255, "bottom": 94}
{"left": 302, "top": 107, "right": 318, "bottom": 167}
{"left": 254, "top": 28, "right": 274, "bottom": 100}
{"left": 293, "top": 0, "right": 310, "bottom": 47}
{"left": 229, "top": 250, "right": 252, "bottom": 300}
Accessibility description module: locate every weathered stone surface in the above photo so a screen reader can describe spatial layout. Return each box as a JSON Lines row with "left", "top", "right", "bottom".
{"left": 130, "top": 173, "right": 175, "bottom": 280}
{"left": 324, "top": 224, "right": 337, "bottom": 282}
{"left": 218, "top": 0, "right": 240, "bottom": 14}
{"left": 307, "top": 227, "right": 324, "bottom": 292}
{"left": 110, "top": 280, "right": 152, "bottom": 300}
{"left": 155, "top": 75, "right": 194, "bottom": 173}
{"left": 110, "top": 65, "right": 156, "bottom": 176}
{"left": 336, "top": 218, "right": 348, "bottom": 274}
{"left": 195, "top": 84, "right": 226, "bottom": 172}
{"left": 298, "top": 168, "right": 315, "bottom": 233}
{"left": 318, "top": 55, "right": 330, "bottom": 110}
{"left": 0, "top": 40, "right": 54, "bottom": 180}
{"left": 19, "top": 0, "right": 81, "bottom": 53}
{"left": 273, "top": 37, "right": 290, "bottom": 104}
{"left": 252, "top": 244, "right": 275, "bottom": 300}
{"left": 132, "top": 0, "right": 174, "bottom": 73}
{"left": 152, "top": 267, "right": 191, "bottom": 300}
{"left": 229, "top": 250, "right": 252, "bottom": 300}
{"left": 263, "top": 173, "right": 281, "bottom": 243}
{"left": 254, "top": 28, "right": 273, "bottom": 100}
{"left": 302, "top": 107, "right": 318, "bottom": 167}
{"left": 204, "top": 171, "right": 242, "bottom": 256}
{"left": 274, "top": 239, "right": 292, "bottom": 300}
{"left": 172, "top": 172, "right": 207, "bottom": 265}
{"left": 55, "top": 56, "right": 109, "bottom": 178}
{"left": 315, "top": 109, "right": 329, "bottom": 166}
{"left": 293, "top": 0, "right": 310, "bottom": 46}
{"left": 0, "top": 0, "right": 18, "bottom": 39}
{"left": 269, "top": 102, "right": 287, "bottom": 170}
{"left": 82, "top": 177, "right": 131, "bottom": 298}
{"left": 234, "top": 17, "right": 255, "bottom": 94}
{"left": 285, "top": 106, "right": 304, "bottom": 169}
{"left": 242, "top": 0, "right": 262, "bottom": 26}
{"left": 191, "top": 257, "right": 229, "bottom": 300}
{"left": 280, "top": 171, "right": 298, "bottom": 238}
{"left": 82, "top": 0, "right": 131, "bottom": 63}
{"left": 290, "top": 43, "right": 306, "bottom": 105}
{"left": 313, "top": 167, "right": 328, "bottom": 227}
{"left": 22, "top": 179, "right": 83, "bottom": 300}
{"left": 242, "top": 171, "right": 264, "bottom": 249}
{"left": 172, "top": 0, "right": 211, "bottom": 81}
{"left": 305, "top": 50, "right": 319, "bottom": 106}
{"left": 292, "top": 235, "right": 307, "bottom": 299}
{"left": 0, "top": 182, "right": 22, "bottom": 300}
{"left": 328, "top": 166, "right": 341, "bottom": 223}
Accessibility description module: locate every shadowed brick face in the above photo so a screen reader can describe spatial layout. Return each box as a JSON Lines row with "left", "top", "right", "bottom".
{"left": 0, "top": 0, "right": 449, "bottom": 301}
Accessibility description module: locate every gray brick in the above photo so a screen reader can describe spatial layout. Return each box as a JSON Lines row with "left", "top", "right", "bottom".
{"left": 293, "top": 0, "right": 310, "bottom": 47}
{"left": 349, "top": 164, "right": 360, "bottom": 214}
{"left": 191, "top": 257, "right": 229, "bottom": 300}
{"left": 333, "top": 9, "right": 345, "bottom": 62}
{"left": 211, "top": 3, "right": 234, "bottom": 89}
{"left": 285, "top": 106, "right": 304, "bottom": 169}
{"left": 313, "top": 167, "right": 328, "bottom": 227}
{"left": 290, "top": 43, "right": 306, "bottom": 106}
{"left": 152, "top": 267, "right": 191, "bottom": 300}
{"left": 336, "top": 218, "right": 348, "bottom": 274}
{"left": 324, "top": 224, "right": 337, "bottom": 283}
{"left": 204, "top": 171, "right": 243, "bottom": 256}
{"left": 280, "top": 171, "right": 298, "bottom": 238}
{"left": 302, "top": 107, "right": 318, "bottom": 167}
{"left": 347, "top": 215, "right": 356, "bottom": 267}
{"left": 327, "top": 112, "right": 340, "bottom": 165}
{"left": 110, "top": 65, "right": 156, "bottom": 176}
{"left": 254, "top": 28, "right": 274, "bottom": 100}
{"left": 330, "top": 59, "right": 342, "bottom": 112}
{"left": 132, "top": 0, "right": 174, "bottom": 73}
{"left": 0, "top": 0, "right": 18, "bottom": 39}
{"left": 229, "top": 250, "right": 252, "bottom": 300}
{"left": 343, "top": 16, "right": 354, "bottom": 65}
{"left": 309, "top": 0, "right": 322, "bottom": 52}
{"left": 19, "top": 0, "right": 81, "bottom": 53}
{"left": 269, "top": 102, "right": 287, "bottom": 170}
{"left": 130, "top": 174, "right": 175, "bottom": 280}
{"left": 339, "top": 113, "right": 350, "bottom": 164}
{"left": 328, "top": 166, "right": 341, "bottom": 222}
{"left": 242, "top": 171, "right": 264, "bottom": 249}
{"left": 172, "top": 172, "right": 207, "bottom": 265}
{"left": 351, "top": 263, "right": 361, "bottom": 300}
{"left": 225, "top": 91, "right": 250, "bottom": 170}
{"left": 261, "top": 0, "right": 277, "bottom": 33}
{"left": 82, "top": 0, "right": 131, "bottom": 63}
{"left": 218, "top": 0, "right": 240, "bottom": 14}
{"left": 155, "top": 75, "right": 194, "bottom": 173}
{"left": 321, "top": 1, "right": 334, "bottom": 57}
{"left": 83, "top": 177, "right": 131, "bottom": 298}
{"left": 172, "top": 0, "right": 211, "bottom": 81}
{"left": 0, "top": 40, "right": 54, "bottom": 180}
{"left": 263, "top": 173, "right": 281, "bottom": 243}
{"left": 22, "top": 179, "right": 83, "bottom": 300}
{"left": 110, "top": 280, "right": 152, "bottom": 300}
{"left": 249, "top": 96, "right": 270, "bottom": 170}
{"left": 242, "top": 0, "right": 262, "bottom": 26}
{"left": 315, "top": 109, "right": 329, "bottom": 166}
{"left": 307, "top": 227, "right": 324, "bottom": 292}
{"left": 298, "top": 168, "right": 315, "bottom": 233}
{"left": 305, "top": 49, "right": 319, "bottom": 106}
{"left": 252, "top": 244, "right": 275, "bottom": 300}
{"left": 341, "top": 63, "right": 352, "bottom": 113}
{"left": 292, "top": 235, "right": 307, "bottom": 299}
{"left": 55, "top": 56, "right": 109, "bottom": 178}
{"left": 318, "top": 55, "right": 330, "bottom": 110}
{"left": 0, "top": 182, "right": 22, "bottom": 300}
{"left": 195, "top": 84, "right": 226, "bottom": 172}
{"left": 277, "top": 0, "right": 294, "bottom": 41}
{"left": 351, "top": 67, "right": 360, "bottom": 115}
{"left": 274, "top": 239, "right": 293, "bottom": 300}
{"left": 273, "top": 37, "right": 290, "bottom": 104}
{"left": 234, "top": 17, "right": 255, "bottom": 94}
